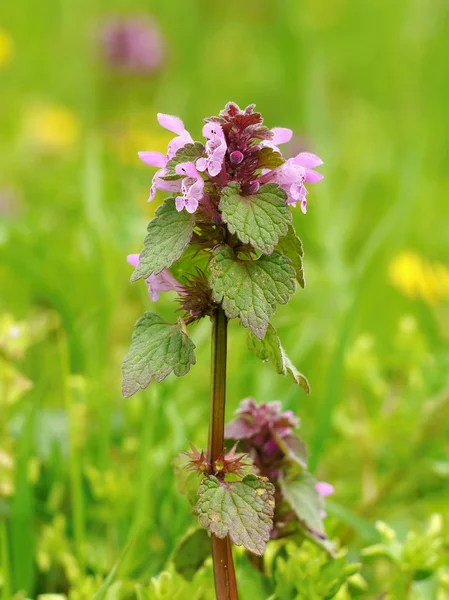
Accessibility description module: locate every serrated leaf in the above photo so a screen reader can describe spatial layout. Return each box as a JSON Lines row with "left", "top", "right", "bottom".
{"left": 166, "top": 142, "right": 206, "bottom": 172}
{"left": 122, "top": 313, "right": 196, "bottom": 398}
{"left": 220, "top": 183, "right": 291, "bottom": 254}
{"left": 279, "top": 471, "right": 325, "bottom": 535}
{"left": 172, "top": 528, "right": 210, "bottom": 581}
{"left": 196, "top": 475, "right": 275, "bottom": 556}
{"left": 247, "top": 324, "right": 310, "bottom": 394}
{"left": 257, "top": 146, "right": 285, "bottom": 170}
{"left": 209, "top": 246, "right": 295, "bottom": 339}
{"left": 275, "top": 225, "right": 305, "bottom": 288}
{"left": 132, "top": 199, "right": 195, "bottom": 282}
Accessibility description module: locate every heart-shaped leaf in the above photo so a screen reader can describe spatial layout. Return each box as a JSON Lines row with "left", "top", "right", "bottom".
{"left": 209, "top": 246, "right": 295, "bottom": 339}
{"left": 131, "top": 199, "right": 195, "bottom": 282}
{"left": 196, "top": 475, "right": 275, "bottom": 556}
{"left": 220, "top": 183, "right": 291, "bottom": 254}
{"left": 122, "top": 313, "right": 196, "bottom": 398}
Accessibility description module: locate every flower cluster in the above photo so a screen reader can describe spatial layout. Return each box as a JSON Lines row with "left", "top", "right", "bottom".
{"left": 184, "top": 443, "right": 249, "bottom": 478}
{"left": 226, "top": 398, "right": 333, "bottom": 542}
{"left": 139, "top": 102, "right": 323, "bottom": 214}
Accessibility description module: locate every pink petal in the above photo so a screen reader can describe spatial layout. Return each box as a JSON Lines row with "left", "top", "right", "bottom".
{"left": 316, "top": 482, "right": 334, "bottom": 497}
{"left": 202, "top": 122, "right": 224, "bottom": 139}
{"left": 304, "top": 169, "right": 324, "bottom": 183}
{"left": 196, "top": 157, "right": 208, "bottom": 172}
{"left": 293, "top": 152, "right": 323, "bottom": 168}
{"left": 175, "top": 196, "right": 185, "bottom": 212}
{"left": 271, "top": 127, "right": 293, "bottom": 146}
{"left": 175, "top": 162, "right": 200, "bottom": 179}
{"left": 157, "top": 113, "right": 186, "bottom": 135}
{"left": 138, "top": 151, "right": 166, "bottom": 168}
{"left": 208, "top": 160, "right": 222, "bottom": 177}
{"left": 127, "top": 254, "right": 140, "bottom": 268}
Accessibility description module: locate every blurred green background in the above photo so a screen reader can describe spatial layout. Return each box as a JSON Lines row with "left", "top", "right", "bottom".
{"left": 1, "top": 0, "right": 449, "bottom": 598}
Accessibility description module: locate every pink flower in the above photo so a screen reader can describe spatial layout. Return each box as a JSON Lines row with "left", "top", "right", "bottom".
{"left": 196, "top": 122, "right": 227, "bottom": 177}
{"left": 157, "top": 113, "right": 193, "bottom": 161}
{"left": 174, "top": 162, "right": 204, "bottom": 213}
{"left": 138, "top": 151, "right": 181, "bottom": 202}
{"left": 138, "top": 113, "right": 194, "bottom": 201}
{"left": 99, "top": 16, "right": 166, "bottom": 74}
{"left": 260, "top": 151, "right": 323, "bottom": 214}
{"left": 127, "top": 254, "right": 184, "bottom": 301}
{"left": 316, "top": 481, "right": 334, "bottom": 518}
{"left": 316, "top": 481, "right": 334, "bottom": 498}
{"left": 261, "top": 127, "right": 293, "bottom": 153}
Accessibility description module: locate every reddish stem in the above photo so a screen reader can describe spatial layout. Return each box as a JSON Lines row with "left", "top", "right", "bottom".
{"left": 208, "top": 308, "right": 238, "bottom": 599}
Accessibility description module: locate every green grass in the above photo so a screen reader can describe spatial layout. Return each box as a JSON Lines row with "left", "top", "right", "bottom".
{"left": 1, "top": 0, "right": 449, "bottom": 597}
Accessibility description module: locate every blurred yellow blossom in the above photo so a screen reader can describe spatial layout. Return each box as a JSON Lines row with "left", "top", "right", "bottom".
{"left": 0, "top": 29, "right": 14, "bottom": 68}
{"left": 23, "top": 103, "right": 80, "bottom": 153}
{"left": 389, "top": 251, "right": 449, "bottom": 305}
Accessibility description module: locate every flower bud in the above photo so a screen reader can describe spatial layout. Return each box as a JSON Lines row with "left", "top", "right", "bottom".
{"left": 229, "top": 150, "right": 244, "bottom": 165}
{"left": 247, "top": 181, "right": 260, "bottom": 194}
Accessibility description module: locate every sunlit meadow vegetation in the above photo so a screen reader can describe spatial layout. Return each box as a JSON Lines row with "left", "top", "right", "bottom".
{"left": 1, "top": 0, "right": 449, "bottom": 598}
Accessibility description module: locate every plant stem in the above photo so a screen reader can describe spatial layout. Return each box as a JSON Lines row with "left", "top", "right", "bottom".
{"left": 208, "top": 308, "right": 238, "bottom": 600}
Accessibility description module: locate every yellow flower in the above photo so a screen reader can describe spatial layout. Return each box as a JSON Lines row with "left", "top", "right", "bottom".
{"left": 389, "top": 251, "right": 449, "bottom": 305}
{"left": 23, "top": 103, "right": 80, "bottom": 153}
{"left": 0, "top": 29, "right": 14, "bottom": 69}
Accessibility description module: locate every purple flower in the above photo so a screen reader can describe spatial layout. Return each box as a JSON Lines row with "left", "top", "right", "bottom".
{"left": 127, "top": 254, "right": 184, "bottom": 301}
{"left": 99, "top": 16, "right": 166, "bottom": 74}
{"left": 196, "top": 122, "right": 227, "bottom": 177}
{"left": 174, "top": 162, "right": 204, "bottom": 213}
{"left": 260, "top": 152, "right": 323, "bottom": 213}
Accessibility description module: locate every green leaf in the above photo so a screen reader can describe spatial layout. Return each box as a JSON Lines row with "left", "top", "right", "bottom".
{"left": 166, "top": 142, "right": 205, "bottom": 173}
{"left": 257, "top": 146, "right": 285, "bottom": 170}
{"left": 220, "top": 182, "right": 291, "bottom": 254}
{"left": 196, "top": 475, "right": 275, "bottom": 556}
{"left": 209, "top": 246, "right": 295, "bottom": 339}
{"left": 172, "top": 528, "right": 210, "bottom": 581}
{"left": 247, "top": 324, "right": 310, "bottom": 393}
{"left": 131, "top": 199, "right": 195, "bottom": 282}
{"left": 122, "top": 313, "right": 196, "bottom": 398}
{"left": 279, "top": 471, "right": 325, "bottom": 535}
{"left": 275, "top": 225, "right": 305, "bottom": 288}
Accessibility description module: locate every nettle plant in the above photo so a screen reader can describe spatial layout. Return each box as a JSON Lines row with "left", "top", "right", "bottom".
{"left": 123, "top": 103, "right": 329, "bottom": 598}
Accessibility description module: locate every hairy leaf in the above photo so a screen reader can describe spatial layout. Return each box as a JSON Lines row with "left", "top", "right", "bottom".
{"left": 279, "top": 471, "right": 325, "bottom": 535}
{"left": 131, "top": 199, "right": 195, "bottom": 282}
{"left": 276, "top": 225, "right": 305, "bottom": 288}
{"left": 257, "top": 146, "right": 285, "bottom": 170}
{"left": 220, "top": 183, "right": 291, "bottom": 254}
{"left": 172, "top": 528, "right": 210, "bottom": 581}
{"left": 122, "top": 313, "right": 196, "bottom": 398}
{"left": 209, "top": 246, "right": 295, "bottom": 339}
{"left": 196, "top": 475, "right": 275, "bottom": 556}
{"left": 247, "top": 324, "right": 310, "bottom": 393}
{"left": 166, "top": 142, "right": 206, "bottom": 172}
